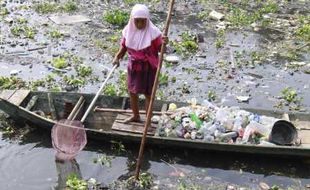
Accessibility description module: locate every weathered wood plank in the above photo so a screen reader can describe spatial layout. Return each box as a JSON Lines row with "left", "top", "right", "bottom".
{"left": 299, "top": 130, "right": 310, "bottom": 144}
{"left": 7, "top": 90, "right": 30, "bottom": 106}
{"left": 25, "top": 95, "right": 38, "bottom": 110}
{"left": 47, "top": 93, "right": 57, "bottom": 120}
{"left": 112, "top": 122, "right": 156, "bottom": 135}
{"left": 112, "top": 113, "right": 156, "bottom": 135}
{"left": 0, "top": 90, "right": 16, "bottom": 100}
{"left": 114, "top": 113, "right": 158, "bottom": 127}
{"left": 293, "top": 120, "right": 310, "bottom": 130}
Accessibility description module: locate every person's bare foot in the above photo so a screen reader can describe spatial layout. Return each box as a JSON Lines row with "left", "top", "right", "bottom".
{"left": 122, "top": 115, "right": 141, "bottom": 123}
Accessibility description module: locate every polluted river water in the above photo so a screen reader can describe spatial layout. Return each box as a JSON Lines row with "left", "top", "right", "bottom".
{"left": 1, "top": 0, "right": 310, "bottom": 189}
{"left": 0, "top": 122, "right": 310, "bottom": 190}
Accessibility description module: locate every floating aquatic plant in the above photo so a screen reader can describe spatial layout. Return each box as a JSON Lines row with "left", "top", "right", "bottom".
{"left": 0, "top": 7, "right": 9, "bottom": 16}
{"left": 159, "top": 72, "right": 169, "bottom": 86}
{"left": 66, "top": 173, "right": 87, "bottom": 190}
{"left": 34, "top": 2, "right": 58, "bottom": 14}
{"left": 126, "top": 172, "right": 153, "bottom": 189}
{"left": 77, "top": 65, "right": 92, "bottom": 77}
{"left": 215, "top": 29, "right": 225, "bottom": 49}
{"left": 103, "top": 9, "right": 129, "bottom": 28}
{"left": 52, "top": 57, "right": 68, "bottom": 69}
{"left": 93, "top": 154, "right": 113, "bottom": 167}
{"left": 10, "top": 25, "right": 36, "bottom": 39}
{"left": 16, "top": 17, "right": 27, "bottom": 24}
{"left": 63, "top": 75, "right": 85, "bottom": 87}
{"left": 111, "top": 140, "right": 126, "bottom": 155}
{"left": 103, "top": 72, "right": 127, "bottom": 96}
{"left": 50, "top": 30, "right": 63, "bottom": 39}
{"left": 0, "top": 76, "right": 26, "bottom": 90}
{"left": 281, "top": 87, "right": 301, "bottom": 104}
{"left": 118, "top": 70, "right": 128, "bottom": 96}
{"left": 103, "top": 84, "right": 117, "bottom": 96}
{"left": 207, "top": 90, "right": 217, "bottom": 102}
{"left": 34, "top": 1, "right": 78, "bottom": 14}
{"left": 227, "top": 1, "right": 279, "bottom": 27}
{"left": 296, "top": 24, "right": 310, "bottom": 42}
{"left": 61, "top": 1, "right": 78, "bottom": 12}
{"left": 172, "top": 32, "right": 199, "bottom": 57}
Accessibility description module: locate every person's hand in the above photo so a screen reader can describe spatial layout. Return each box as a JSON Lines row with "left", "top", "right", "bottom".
{"left": 112, "top": 57, "right": 120, "bottom": 67}
{"left": 162, "top": 36, "right": 169, "bottom": 44}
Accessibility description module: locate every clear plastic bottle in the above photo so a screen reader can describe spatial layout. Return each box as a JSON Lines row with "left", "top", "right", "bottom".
{"left": 204, "top": 134, "right": 215, "bottom": 142}
{"left": 242, "top": 121, "right": 271, "bottom": 142}
{"left": 233, "top": 115, "right": 243, "bottom": 132}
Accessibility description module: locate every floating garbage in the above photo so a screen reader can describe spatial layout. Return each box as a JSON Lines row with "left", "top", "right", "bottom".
{"left": 236, "top": 96, "right": 251, "bottom": 103}
{"left": 165, "top": 55, "right": 180, "bottom": 64}
{"left": 155, "top": 101, "right": 298, "bottom": 146}
{"left": 209, "top": 10, "right": 225, "bottom": 21}
{"left": 10, "top": 69, "right": 21, "bottom": 76}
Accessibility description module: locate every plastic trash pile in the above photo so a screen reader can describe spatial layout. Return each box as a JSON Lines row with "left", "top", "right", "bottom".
{"left": 155, "top": 101, "right": 283, "bottom": 146}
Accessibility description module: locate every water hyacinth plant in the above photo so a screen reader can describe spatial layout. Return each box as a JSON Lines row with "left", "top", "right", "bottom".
{"left": 171, "top": 32, "right": 199, "bottom": 57}
{"left": 103, "top": 84, "right": 117, "bottom": 96}
{"left": 111, "top": 140, "right": 126, "bottom": 155}
{"left": 215, "top": 29, "right": 225, "bottom": 49}
{"left": 52, "top": 57, "right": 68, "bottom": 69}
{"left": 296, "top": 24, "right": 310, "bottom": 42}
{"left": 227, "top": 1, "right": 279, "bottom": 27}
{"left": 63, "top": 75, "right": 85, "bottom": 87}
{"left": 0, "top": 7, "right": 9, "bottom": 16}
{"left": 34, "top": 2, "right": 58, "bottom": 14}
{"left": 50, "top": 30, "right": 63, "bottom": 39}
{"left": 281, "top": 87, "right": 301, "bottom": 104}
{"left": 126, "top": 172, "right": 153, "bottom": 189}
{"left": 66, "top": 173, "right": 87, "bottom": 190}
{"left": 103, "top": 9, "right": 129, "bottom": 28}
{"left": 0, "top": 76, "right": 26, "bottom": 90}
{"left": 34, "top": 1, "right": 78, "bottom": 14}
{"left": 93, "top": 154, "right": 113, "bottom": 167}
{"left": 10, "top": 25, "right": 36, "bottom": 39}
{"left": 61, "top": 1, "right": 78, "bottom": 12}
{"left": 77, "top": 65, "right": 92, "bottom": 77}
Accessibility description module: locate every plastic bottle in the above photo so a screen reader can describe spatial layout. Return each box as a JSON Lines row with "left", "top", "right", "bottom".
{"left": 242, "top": 121, "right": 271, "bottom": 142}
{"left": 204, "top": 134, "right": 215, "bottom": 142}
{"left": 207, "top": 122, "right": 219, "bottom": 134}
{"left": 233, "top": 115, "right": 243, "bottom": 131}
{"left": 190, "top": 113, "right": 203, "bottom": 129}
{"left": 219, "top": 132, "right": 238, "bottom": 139}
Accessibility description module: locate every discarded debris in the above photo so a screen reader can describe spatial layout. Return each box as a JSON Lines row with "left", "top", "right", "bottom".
{"left": 236, "top": 96, "right": 251, "bottom": 103}
{"left": 49, "top": 15, "right": 91, "bottom": 25}
{"left": 155, "top": 101, "right": 297, "bottom": 146}
{"left": 259, "top": 182, "right": 270, "bottom": 190}
{"left": 209, "top": 10, "right": 224, "bottom": 21}
{"left": 10, "top": 69, "right": 21, "bottom": 76}
{"left": 165, "top": 55, "right": 180, "bottom": 64}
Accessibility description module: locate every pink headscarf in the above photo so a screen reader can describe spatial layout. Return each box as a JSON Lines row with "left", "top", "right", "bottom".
{"left": 122, "top": 4, "right": 161, "bottom": 51}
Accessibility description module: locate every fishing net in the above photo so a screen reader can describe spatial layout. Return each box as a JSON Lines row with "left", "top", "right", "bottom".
{"left": 52, "top": 119, "right": 87, "bottom": 160}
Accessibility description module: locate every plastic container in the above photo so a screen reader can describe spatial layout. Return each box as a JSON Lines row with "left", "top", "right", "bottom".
{"left": 190, "top": 113, "right": 203, "bottom": 129}
{"left": 233, "top": 115, "right": 243, "bottom": 131}
{"left": 242, "top": 121, "right": 271, "bottom": 142}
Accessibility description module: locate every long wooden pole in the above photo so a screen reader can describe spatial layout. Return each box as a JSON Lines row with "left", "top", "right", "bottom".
{"left": 134, "top": 0, "right": 175, "bottom": 180}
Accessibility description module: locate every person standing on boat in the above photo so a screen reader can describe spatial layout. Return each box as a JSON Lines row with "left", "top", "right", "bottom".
{"left": 112, "top": 4, "right": 168, "bottom": 123}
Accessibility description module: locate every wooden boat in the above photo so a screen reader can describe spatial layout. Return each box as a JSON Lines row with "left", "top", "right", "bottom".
{"left": 0, "top": 90, "right": 310, "bottom": 157}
